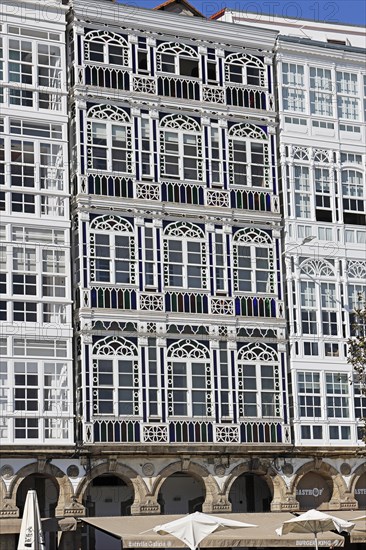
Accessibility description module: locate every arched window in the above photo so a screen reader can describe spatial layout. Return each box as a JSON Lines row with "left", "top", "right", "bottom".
{"left": 237, "top": 343, "right": 280, "bottom": 418}
{"left": 87, "top": 105, "right": 133, "bottom": 174}
{"left": 92, "top": 336, "right": 140, "bottom": 416}
{"left": 163, "top": 222, "right": 207, "bottom": 290}
{"left": 84, "top": 30, "right": 129, "bottom": 67}
{"left": 228, "top": 124, "right": 269, "bottom": 187}
{"left": 233, "top": 228, "right": 274, "bottom": 294}
{"left": 167, "top": 340, "right": 212, "bottom": 417}
{"left": 156, "top": 42, "right": 199, "bottom": 77}
{"left": 225, "top": 53, "right": 265, "bottom": 87}
{"left": 160, "top": 114, "right": 202, "bottom": 181}
{"left": 89, "top": 215, "right": 136, "bottom": 285}
{"left": 299, "top": 259, "right": 338, "bottom": 337}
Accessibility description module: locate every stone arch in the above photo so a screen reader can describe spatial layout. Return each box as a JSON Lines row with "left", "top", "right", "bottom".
{"left": 223, "top": 460, "right": 280, "bottom": 512}
{"left": 9, "top": 461, "right": 74, "bottom": 517}
{"left": 151, "top": 460, "right": 220, "bottom": 513}
{"left": 350, "top": 462, "right": 366, "bottom": 508}
{"left": 291, "top": 460, "right": 351, "bottom": 510}
{"left": 76, "top": 461, "right": 148, "bottom": 515}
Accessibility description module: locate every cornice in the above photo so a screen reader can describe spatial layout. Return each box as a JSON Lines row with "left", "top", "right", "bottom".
{"left": 69, "top": 0, "right": 277, "bottom": 50}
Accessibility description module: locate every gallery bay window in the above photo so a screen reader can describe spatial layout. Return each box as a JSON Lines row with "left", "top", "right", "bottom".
{"left": 163, "top": 222, "right": 207, "bottom": 290}
{"left": 156, "top": 42, "right": 199, "bottom": 77}
{"left": 167, "top": 340, "right": 212, "bottom": 418}
{"left": 337, "top": 71, "right": 360, "bottom": 120}
{"left": 84, "top": 30, "right": 129, "bottom": 66}
{"left": 92, "top": 336, "right": 140, "bottom": 417}
{"left": 297, "top": 372, "right": 321, "bottom": 418}
{"left": 225, "top": 52, "right": 265, "bottom": 87}
{"left": 310, "top": 67, "right": 333, "bottom": 117}
{"left": 90, "top": 215, "right": 136, "bottom": 286}
{"left": 282, "top": 63, "right": 305, "bottom": 112}
{"left": 326, "top": 373, "right": 350, "bottom": 418}
{"left": 299, "top": 259, "right": 339, "bottom": 337}
{"left": 342, "top": 169, "right": 365, "bottom": 224}
{"left": 237, "top": 343, "right": 280, "bottom": 418}
{"left": 228, "top": 124, "right": 269, "bottom": 187}
{"left": 87, "top": 105, "right": 133, "bottom": 174}
{"left": 160, "top": 114, "right": 202, "bottom": 181}
{"left": 233, "top": 228, "right": 274, "bottom": 294}
{"left": 294, "top": 165, "right": 311, "bottom": 218}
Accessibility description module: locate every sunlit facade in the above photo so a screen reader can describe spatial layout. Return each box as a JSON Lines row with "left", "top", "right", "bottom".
{"left": 0, "top": 2, "right": 365, "bottom": 550}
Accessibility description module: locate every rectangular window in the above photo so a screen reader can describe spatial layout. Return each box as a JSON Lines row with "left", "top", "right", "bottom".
{"left": 43, "top": 362, "right": 69, "bottom": 413}
{"left": 140, "top": 118, "right": 153, "bottom": 177}
{"left": 37, "top": 44, "right": 61, "bottom": 88}
{"left": 14, "top": 362, "right": 38, "bottom": 411}
{"left": 282, "top": 63, "right": 305, "bottom": 112}
{"left": 13, "top": 302, "right": 37, "bottom": 322}
{"left": 337, "top": 72, "right": 359, "bottom": 120}
{"left": 11, "top": 193, "right": 35, "bottom": 214}
{"left": 213, "top": 232, "right": 227, "bottom": 293}
{"left": 310, "top": 67, "right": 333, "bottom": 117}
{"left": 297, "top": 372, "right": 321, "bottom": 417}
{"left": 10, "top": 140, "right": 35, "bottom": 188}
{"left": 326, "top": 372, "right": 349, "bottom": 418}
{"left": 40, "top": 143, "right": 64, "bottom": 191}
{"left": 294, "top": 166, "right": 311, "bottom": 218}
{"left": 9, "top": 39, "right": 33, "bottom": 84}
{"left": 143, "top": 225, "right": 157, "bottom": 288}
{"left": 9, "top": 88, "right": 33, "bottom": 107}
{"left": 15, "top": 418, "right": 38, "bottom": 439}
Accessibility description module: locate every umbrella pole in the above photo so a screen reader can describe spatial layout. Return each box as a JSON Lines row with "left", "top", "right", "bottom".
{"left": 314, "top": 533, "right": 319, "bottom": 550}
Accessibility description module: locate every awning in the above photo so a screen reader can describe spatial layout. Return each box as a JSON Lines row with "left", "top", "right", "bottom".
{"left": 80, "top": 511, "right": 366, "bottom": 548}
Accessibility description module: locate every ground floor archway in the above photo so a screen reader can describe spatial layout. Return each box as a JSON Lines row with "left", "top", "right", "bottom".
{"left": 82, "top": 474, "right": 134, "bottom": 550}
{"left": 158, "top": 472, "right": 205, "bottom": 514}
{"left": 229, "top": 472, "right": 272, "bottom": 512}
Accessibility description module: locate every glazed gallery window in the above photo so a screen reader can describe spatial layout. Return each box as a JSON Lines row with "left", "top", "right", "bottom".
{"left": 237, "top": 343, "right": 280, "bottom": 418}
{"left": 159, "top": 114, "right": 202, "bottom": 181}
{"left": 89, "top": 215, "right": 136, "bottom": 285}
{"left": 337, "top": 71, "right": 360, "bottom": 120}
{"left": 87, "top": 105, "right": 133, "bottom": 174}
{"left": 228, "top": 124, "right": 269, "bottom": 187}
{"left": 342, "top": 170, "right": 364, "bottom": 213}
{"left": 224, "top": 52, "right": 265, "bottom": 87}
{"left": 326, "top": 373, "right": 350, "bottom": 418}
{"left": 92, "top": 337, "right": 140, "bottom": 417}
{"left": 300, "top": 259, "right": 338, "bottom": 336}
{"left": 294, "top": 165, "right": 311, "bottom": 218}
{"left": 282, "top": 63, "right": 305, "bottom": 112}
{"left": 84, "top": 30, "right": 129, "bottom": 66}
{"left": 7, "top": 39, "right": 62, "bottom": 110}
{"left": 310, "top": 67, "right": 333, "bottom": 117}
{"left": 156, "top": 42, "right": 199, "bottom": 78}
{"left": 163, "top": 222, "right": 207, "bottom": 290}
{"left": 297, "top": 371, "right": 321, "bottom": 418}
{"left": 167, "top": 340, "right": 212, "bottom": 418}
{"left": 233, "top": 228, "right": 274, "bottom": 294}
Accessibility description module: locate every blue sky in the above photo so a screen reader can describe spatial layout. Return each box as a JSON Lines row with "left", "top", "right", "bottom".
{"left": 117, "top": 0, "right": 366, "bottom": 26}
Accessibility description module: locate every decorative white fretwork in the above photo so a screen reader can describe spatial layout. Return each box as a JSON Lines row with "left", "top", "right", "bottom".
{"left": 160, "top": 113, "right": 200, "bottom": 132}
{"left": 87, "top": 104, "right": 131, "bottom": 122}
{"left": 346, "top": 260, "right": 366, "bottom": 279}
{"left": 168, "top": 339, "right": 209, "bottom": 359}
{"left": 89, "top": 214, "right": 133, "bottom": 232}
{"left": 300, "top": 258, "right": 335, "bottom": 278}
{"left": 238, "top": 342, "right": 278, "bottom": 362}
{"left": 93, "top": 335, "right": 137, "bottom": 356}
{"left": 233, "top": 227, "right": 272, "bottom": 245}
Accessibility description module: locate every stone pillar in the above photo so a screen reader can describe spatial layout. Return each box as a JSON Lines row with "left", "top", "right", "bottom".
{"left": 58, "top": 518, "right": 82, "bottom": 550}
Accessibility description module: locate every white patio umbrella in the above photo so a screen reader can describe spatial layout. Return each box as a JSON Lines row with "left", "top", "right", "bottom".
{"left": 351, "top": 515, "right": 366, "bottom": 530}
{"left": 151, "top": 511, "right": 257, "bottom": 550}
{"left": 275, "top": 509, "right": 355, "bottom": 549}
{"left": 17, "top": 490, "right": 46, "bottom": 550}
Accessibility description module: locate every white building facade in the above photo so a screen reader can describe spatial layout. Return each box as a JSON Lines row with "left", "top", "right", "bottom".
{"left": 0, "top": 3, "right": 365, "bottom": 550}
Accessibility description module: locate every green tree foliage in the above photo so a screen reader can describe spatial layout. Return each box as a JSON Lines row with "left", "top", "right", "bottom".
{"left": 347, "top": 301, "right": 366, "bottom": 440}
